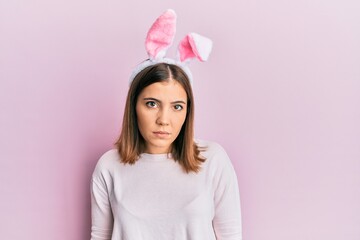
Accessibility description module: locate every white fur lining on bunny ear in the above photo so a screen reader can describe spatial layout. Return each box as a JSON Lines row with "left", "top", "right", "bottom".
{"left": 145, "top": 9, "right": 177, "bottom": 60}
{"left": 177, "top": 33, "right": 213, "bottom": 62}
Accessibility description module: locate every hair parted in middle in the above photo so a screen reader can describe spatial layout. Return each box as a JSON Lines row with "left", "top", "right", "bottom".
{"left": 115, "top": 62, "right": 206, "bottom": 173}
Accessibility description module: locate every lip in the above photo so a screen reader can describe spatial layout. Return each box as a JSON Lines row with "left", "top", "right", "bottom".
{"left": 153, "top": 131, "right": 171, "bottom": 138}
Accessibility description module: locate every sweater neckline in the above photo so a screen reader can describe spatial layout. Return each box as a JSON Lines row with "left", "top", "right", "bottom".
{"left": 139, "top": 153, "right": 173, "bottom": 162}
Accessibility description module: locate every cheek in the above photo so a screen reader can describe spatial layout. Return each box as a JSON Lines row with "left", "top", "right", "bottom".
{"left": 176, "top": 112, "right": 187, "bottom": 128}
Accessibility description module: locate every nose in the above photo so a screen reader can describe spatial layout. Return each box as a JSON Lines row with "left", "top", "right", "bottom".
{"left": 156, "top": 108, "right": 170, "bottom": 126}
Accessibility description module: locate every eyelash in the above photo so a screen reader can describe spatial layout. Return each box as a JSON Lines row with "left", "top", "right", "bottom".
{"left": 145, "top": 101, "right": 184, "bottom": 111}
{"left": 174, "top": 105, "right": 183, "bottom": 111}
{"left": 146, "top": 101, "right": 157, "bottom": 108}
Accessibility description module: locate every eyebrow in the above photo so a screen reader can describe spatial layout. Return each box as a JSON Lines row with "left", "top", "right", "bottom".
{"left": 143, "top": 97, "right": 187, "bottom": 105}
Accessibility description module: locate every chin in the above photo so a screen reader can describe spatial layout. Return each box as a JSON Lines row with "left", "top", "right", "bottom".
{"left": 148, "top": 140, "right": 173, "bottom": 152}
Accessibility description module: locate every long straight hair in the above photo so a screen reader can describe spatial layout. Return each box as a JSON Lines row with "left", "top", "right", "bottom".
{"left": 114, "top": 63, "right": 206, "bottom": 173}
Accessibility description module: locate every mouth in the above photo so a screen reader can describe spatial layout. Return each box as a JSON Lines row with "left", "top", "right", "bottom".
{"left": 153, "top": 131, "right": 171, "bottom": 138}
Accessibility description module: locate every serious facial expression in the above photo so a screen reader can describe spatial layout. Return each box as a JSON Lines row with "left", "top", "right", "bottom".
{"left": 136, "top": 80, "right": 188, "bottom": 154}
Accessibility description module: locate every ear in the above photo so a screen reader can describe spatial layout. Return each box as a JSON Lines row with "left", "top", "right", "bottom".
{"left": 177, "top": 33, "right": 213, "bottom": 63}
{"left": 145, "top": 9, "right": 177, "bottom": 60}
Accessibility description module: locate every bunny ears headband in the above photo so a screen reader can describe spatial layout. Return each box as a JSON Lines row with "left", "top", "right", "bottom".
{"left": 129, "top": 9, "right": 213, "bottom": 84}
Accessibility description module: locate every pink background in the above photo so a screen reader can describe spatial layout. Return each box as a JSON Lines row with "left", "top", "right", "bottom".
{"left": 1, "top": 0, "right": 359, "bottom": 239}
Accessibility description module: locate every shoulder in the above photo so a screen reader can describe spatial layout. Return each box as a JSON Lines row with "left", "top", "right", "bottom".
{"left": 196, "top": 140, "right": 238, "bottom": 184}
{"left": 195, "top": 139, "right": 229, "bottom": 158}
{"left": 92, "top": 149, "right": 120, "bottom": 179}
{"left": 195, "top": 139, "right": 232, "bottom": 168}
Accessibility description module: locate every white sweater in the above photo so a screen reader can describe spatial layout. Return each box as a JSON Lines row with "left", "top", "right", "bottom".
{"left": 91, "top": 140, "right": 242, "bottom": 240}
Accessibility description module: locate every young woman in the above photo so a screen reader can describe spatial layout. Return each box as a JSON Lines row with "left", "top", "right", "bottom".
{"left": 91, "top": 10, "right": 242, "bottom": 240}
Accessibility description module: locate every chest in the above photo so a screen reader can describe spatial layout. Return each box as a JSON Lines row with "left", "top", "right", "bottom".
{"left": 110, "top": 160, "right": 215, "bottom": 221}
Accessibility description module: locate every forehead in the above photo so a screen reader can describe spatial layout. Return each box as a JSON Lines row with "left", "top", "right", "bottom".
{"left": 138, "top": 80, "right": 187, "bottom": 101}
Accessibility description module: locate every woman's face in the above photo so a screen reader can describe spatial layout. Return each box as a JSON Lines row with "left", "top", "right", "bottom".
{"left": 136, "top": 80, "right": 188, "bottom": 154}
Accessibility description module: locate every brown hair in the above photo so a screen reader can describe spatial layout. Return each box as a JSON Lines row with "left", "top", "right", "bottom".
{"left": 114, "top": 63, "right": 206, "bottom": 173}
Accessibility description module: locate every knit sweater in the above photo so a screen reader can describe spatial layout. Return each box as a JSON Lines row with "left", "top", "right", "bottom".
{"left": 91, "top": 140, "right": 242, "bottom": 240}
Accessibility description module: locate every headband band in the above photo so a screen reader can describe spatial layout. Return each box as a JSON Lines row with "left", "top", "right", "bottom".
{"left": 129, "top": 9, "right": 213, "bottom": 85}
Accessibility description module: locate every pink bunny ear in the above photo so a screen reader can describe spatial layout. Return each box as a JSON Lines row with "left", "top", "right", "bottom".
{"left": 177, "top": 33, "right": 213, "bottom": 62}
{"left": 145, "top": 9, "right": 177, "bottom": 60}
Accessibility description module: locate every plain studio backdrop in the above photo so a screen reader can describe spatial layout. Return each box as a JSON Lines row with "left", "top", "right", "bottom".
{"left": 0, "top": 0, "right": 359, "bottom": 239}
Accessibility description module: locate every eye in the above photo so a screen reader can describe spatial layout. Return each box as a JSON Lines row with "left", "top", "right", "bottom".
{"left": 174, "top": 104, "right": 183, "bottom": 111}
{"left": 146, "top": 101, "right": 158, "bottom": 108}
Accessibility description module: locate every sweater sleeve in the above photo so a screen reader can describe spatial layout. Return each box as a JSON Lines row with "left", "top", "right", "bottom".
{"left": 212, "top": 147, "right": 242, "bottom": 240}
{"left": 90, "top": 166, "right": 114, "bottom": 240}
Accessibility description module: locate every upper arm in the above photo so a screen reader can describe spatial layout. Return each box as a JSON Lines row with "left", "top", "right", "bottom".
{"left": 212, "top": 146, "right": 242, "bottom": 240}
{"left": 90, "top": 160, "right": 114, "bottom": 240}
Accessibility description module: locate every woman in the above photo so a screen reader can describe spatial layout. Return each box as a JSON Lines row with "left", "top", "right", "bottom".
{"left": 91, "top": 10, "right": 242, "bottom": 240}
